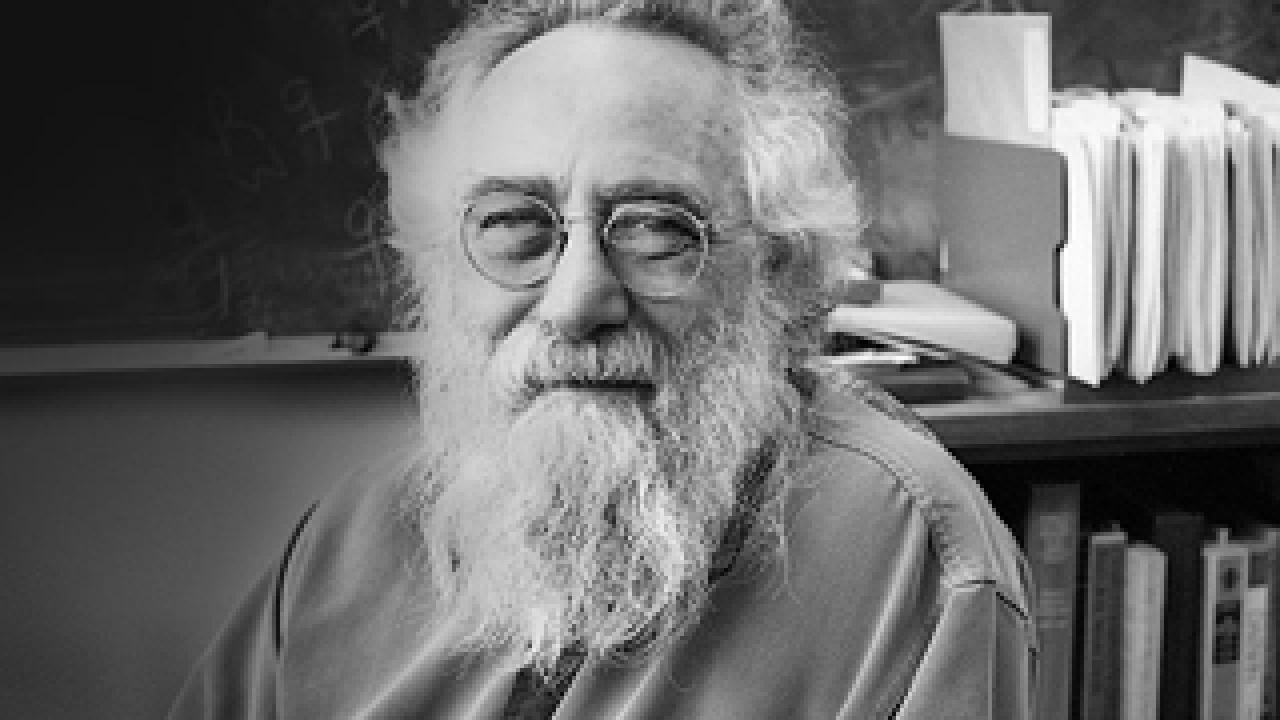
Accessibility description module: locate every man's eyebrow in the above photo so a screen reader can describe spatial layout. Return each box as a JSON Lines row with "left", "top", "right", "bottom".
{"left": 596, "top": 181, "right": 711, "bottom": 218}
{"left": 459, "top": 176, "right": 712, "bottom": 218}
{"left": 459, "top": 176, "right": 558, "bottom": 206}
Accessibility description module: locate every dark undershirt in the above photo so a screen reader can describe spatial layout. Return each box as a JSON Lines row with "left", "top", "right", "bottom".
{"left": 501, "top": 649, "right": 587, "bottom": 720}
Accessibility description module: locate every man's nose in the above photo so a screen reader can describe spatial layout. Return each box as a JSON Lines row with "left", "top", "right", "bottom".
{"left": 533, "top": 221, "right": 629, "bottom": 340}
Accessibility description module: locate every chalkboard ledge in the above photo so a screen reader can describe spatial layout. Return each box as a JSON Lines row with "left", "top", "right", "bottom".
{"left": 0, "top": 332, "right": 426, "bottom": 377}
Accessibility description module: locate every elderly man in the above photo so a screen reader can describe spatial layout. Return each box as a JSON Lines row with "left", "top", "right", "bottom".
{"left": 171, "top": 1, "right": 1034, "bottom": 718}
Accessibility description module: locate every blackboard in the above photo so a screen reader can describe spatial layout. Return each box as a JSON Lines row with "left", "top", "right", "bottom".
{"left": 7, "top": 0, "right": 1276, "bottom": 345}
{"left": 7, "top": 0, "right": 461, "bottom": 344}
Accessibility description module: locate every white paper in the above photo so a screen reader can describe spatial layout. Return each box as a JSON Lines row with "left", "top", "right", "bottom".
{"left": 1128, "top": 122, "right": 1170, "bottom": 383}
{"left": 1054, "top": 133, "right": 1106, "bottom": 385}
{"left": 1108, "top": 130, "right": 1135, "bottom": 373}
{"left": 939, "top": 13, "right": 1052, "bottom": 147}
{"left": 1178, "top": 105, "right": 1229, "bottom": 376}
{"left": 1053, "top": 95, "right": 1133, "bottom": 381}
{"left": 1263, "top": 112, "right": 1280, "bottom": 362}
{"left": 1182, "top": 54, "right": 1280, "bottom": 109}
{"left": 1227, "top": 117, "right": 1257, "bottom": 365}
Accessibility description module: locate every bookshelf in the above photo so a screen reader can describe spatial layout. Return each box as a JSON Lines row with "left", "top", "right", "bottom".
{"left": 914, "top": 382, "right": 1280, "bottom": 463}
{"left": 918, "top": 377, "right": 1280, "bottom": 720}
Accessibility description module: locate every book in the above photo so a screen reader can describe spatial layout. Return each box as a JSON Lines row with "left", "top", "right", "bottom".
{"left": 1241, "top": 566, "right": 1270, "bottom": 720}
{"left": 1024, "top": 483, "right": 1082, "bottom": 720}
{"left": 1151, "top": 511, "right": 1208, "bottom": 719}
{"left": 1247, "top": 528, "right": 1280, "bottom": 720}
{"left": 1122, "top": 543, "right": 1167, "bottom": 720}
{"left": 1202, "top": 528, "right": 1250, "bottom": 720}
{"left": 1082, "top": 528, "right": 1129, "bottom": 720}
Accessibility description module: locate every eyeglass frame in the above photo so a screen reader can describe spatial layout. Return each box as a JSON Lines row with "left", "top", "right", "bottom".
{"left": 458, "top": 190, "right": 714, "bottom": 300}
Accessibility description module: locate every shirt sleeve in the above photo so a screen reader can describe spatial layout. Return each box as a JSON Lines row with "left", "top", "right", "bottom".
{"left": 166, "top": 505, "right": 315, "bottom": 720}
{"left": 893, "top": 580, "right": 1037, "bottom": 720}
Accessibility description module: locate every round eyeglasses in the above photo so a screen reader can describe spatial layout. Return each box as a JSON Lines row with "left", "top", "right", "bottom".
{"left": 460, "top": 191, "right": 711, "bottom": 299}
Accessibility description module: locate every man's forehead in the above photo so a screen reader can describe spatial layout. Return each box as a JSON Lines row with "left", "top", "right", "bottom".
{"left": 468, "top": 23, "right": 731, "bottom": 120}
{"left": 453, "top": 24, "right": 739, "bottom": 183}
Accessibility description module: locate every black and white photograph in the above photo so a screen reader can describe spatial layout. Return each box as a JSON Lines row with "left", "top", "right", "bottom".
{"left": 2, "top": 1, "right": 1278, "bottom": 718}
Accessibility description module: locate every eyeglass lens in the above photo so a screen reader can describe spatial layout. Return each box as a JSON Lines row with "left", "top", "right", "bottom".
{"left": 462, "top": 192, "right": 707, "bottom": 298}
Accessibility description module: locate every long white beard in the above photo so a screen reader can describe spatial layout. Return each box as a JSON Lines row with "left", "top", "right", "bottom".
{"left": 405, "top": 297, "right": 802, "bottom": 674}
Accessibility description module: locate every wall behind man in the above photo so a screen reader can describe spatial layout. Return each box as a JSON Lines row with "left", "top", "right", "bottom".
{"left": 8, "top": 0, "right": 1276, "bottom": 344}
{"left": 803, "top": 0, "right": 1279, "bottom": 278}
{"left": 0, "top": 363, "right": 419, "bottom": 719}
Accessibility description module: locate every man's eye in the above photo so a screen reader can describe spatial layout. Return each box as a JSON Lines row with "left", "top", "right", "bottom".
{"left": 611, "top": 215, "right": 699, "bottom": 259}
{"left": 479, "top": 227, "right": 556, "bottom": 263}
{"left": 479, "top": 208, "right": 552, "bottom": 231}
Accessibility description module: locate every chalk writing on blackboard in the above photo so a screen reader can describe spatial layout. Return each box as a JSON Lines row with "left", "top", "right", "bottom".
{"left": 210, "top": 90, "right": 288, "bottom": 193}
{"left": 281, "top": 76, "right": 343, "bottom": 164}
{"left": 350, "top": 0, "right": 388, "bottom": 42}
{"left": 345, "top": 181, "right": 391, "bottom": 261}
{"left": 359, "top": 67, "right": 395, "bottom": 157}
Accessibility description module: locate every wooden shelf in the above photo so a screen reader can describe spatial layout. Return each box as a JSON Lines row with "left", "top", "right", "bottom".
{"left": 915, "top": 386, "right": 1280, "bottom": 462}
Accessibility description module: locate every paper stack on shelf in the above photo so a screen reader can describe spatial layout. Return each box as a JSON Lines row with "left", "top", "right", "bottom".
{"left": 1112, "top": 91, "right": 1233, "bottom": 379}
{"left": 1054, "top": 86, "right": 1278, "bottom": 385}
{"left": 824, "top": 281, "right": 1017, "bottom": 366}
{"left": 1128, "top": 118, "right": 1171, "bottom": 383}
{"left": 940, "top": 11, "right": 1280, "bottom": 387}
{"left": 1182, "top": 56, "right": 1280, "bottom": 370}
{"left": 1183, "top": 56, "right": 1280, "bottom": 371}
{"left": 1051, "top": 93, "right": 1132, "bottom": 386}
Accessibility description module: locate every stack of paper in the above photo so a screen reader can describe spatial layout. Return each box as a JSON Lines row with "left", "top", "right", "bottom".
{"left": 1128, "top": 117, "right": 1170, "bottom": 383}
{"left": 1183, "top": 55, "right": 1280, "bottom": 369}
{"left": 1225, "top": 107, "right": 1280, "bottom": 367}
{"left": 1043, "top": 59, "right": 1279, "bottom": 386}
{"left": 1112, "top": 91, "right": 1231, "bottom": 379}
{"left": 1183, "top": 56, "right": 1280, "bottom": 369}
{"left": 824, "top": 281, "right": 1017, "bottom": 367}
{"left": 1051, "top": 93, "right": 1132, "bottom": 385}
{"left": 940, "top": 10, "right": 1279, "bottom": 386}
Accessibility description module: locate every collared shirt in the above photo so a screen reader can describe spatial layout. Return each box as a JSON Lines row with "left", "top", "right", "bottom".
{"left": 169, "top": 376, "right": 1036, "bottom": 719}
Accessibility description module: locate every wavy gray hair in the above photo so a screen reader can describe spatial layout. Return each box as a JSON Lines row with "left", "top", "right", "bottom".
{"left": 381, "top": 0, "right": 864, "bottom": 357}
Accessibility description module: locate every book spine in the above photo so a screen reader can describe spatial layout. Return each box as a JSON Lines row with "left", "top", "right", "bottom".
{"left": 1153, "top": 511, "right": 1207, "bottom": 719}
{"left": 1025, "top": 483, "right": 1082, "bottom": 720}
{"left": 1123, "top": 545, "right": 1167, "bottom": 720}
{"left": 1203, "top": 531, "right": 1248, "bottom": 720}
{"left": 1123, "top": 545, "right": 1143, "bottom": 720}
{"left": 1083, "top": 529, "right": 1129, "bottom": 720}
{"left": 1241, "top": 586, "right": 1268, "bottom": 720}
{"left": 1252, "top": 529, "right": 1280, "bottom": 720}
{"left": 1144, "top": 548, "right": 1167, "bottom": 720}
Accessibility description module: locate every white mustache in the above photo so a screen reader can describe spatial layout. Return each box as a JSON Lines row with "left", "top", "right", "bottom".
{"left": 490, "top": 322, "right": 664, "bottom": 406}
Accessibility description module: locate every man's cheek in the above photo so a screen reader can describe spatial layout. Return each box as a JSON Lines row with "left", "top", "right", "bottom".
{"left": 452, "top": 285, "right": 539, "bottom": 359}
{"left": 683, "top": 257, "right": 752, "bottom": 333}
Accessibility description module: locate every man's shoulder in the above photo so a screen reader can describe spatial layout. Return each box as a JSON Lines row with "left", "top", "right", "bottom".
{"left": 291, "top": 446, "right": 426, "bottom": 579}
{"left": 268, "top": 448, "right": 449, "bottom": 713}
{"left": 796, "top": 371, "right": 1030, "bottom": 612}
{"left": 279, "top": 447, "right": 434, "bottom": 628}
